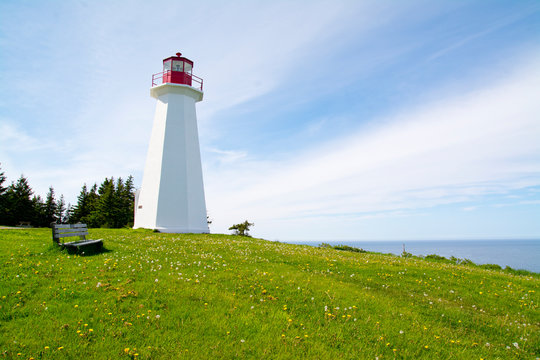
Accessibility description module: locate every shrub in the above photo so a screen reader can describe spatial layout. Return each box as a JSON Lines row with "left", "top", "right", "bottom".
{"left": 318, "top": 243, "right": 366, "bottom": 253}
{"left": 229, "top": 220, "right": 254, "bottom": 237}
{"left": 480, "top": 263, "right": 502, "bottom": 271}
{"left": 333, "top": 245, "right": 366, "bottom": 253}
{"left": 425, "top": 254, "right": 448, "bottom": 261}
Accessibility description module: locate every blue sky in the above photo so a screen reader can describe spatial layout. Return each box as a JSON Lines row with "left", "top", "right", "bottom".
{"left": 1, "top": 0, "right": 539, "bottom": 240}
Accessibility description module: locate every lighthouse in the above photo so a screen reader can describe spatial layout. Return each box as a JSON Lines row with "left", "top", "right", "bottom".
{"left": 134, "top": 52, "right": 209, "bottom": 233}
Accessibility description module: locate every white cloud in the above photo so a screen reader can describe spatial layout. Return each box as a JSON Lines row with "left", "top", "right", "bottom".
{"left": 0, "top": 122, "right": 50, "bottom": 152}
{"left": 205, "top": 148, "right": 248, "bottom": 165}
{"left": 205, "top": 54, "right": 540, "bottom": 238}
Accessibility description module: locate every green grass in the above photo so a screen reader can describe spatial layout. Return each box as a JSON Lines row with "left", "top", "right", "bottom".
{"left": 0, "top": 229, "right": 538, "bottom": 359}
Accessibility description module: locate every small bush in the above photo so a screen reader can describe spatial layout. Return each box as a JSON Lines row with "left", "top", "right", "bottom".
{"left": 504, "top": 267, "right": 530, "bottom": 276}
{"left": 319, "top": 243, "right": 365, "bottom": 253}
{"left": 229, "top": 220, "right": 254, "bottom": 237}
{"left": 450, "top": 256, "right": 475, "bottom": 266}
{"left": 425, "top": 254, "right": 448, "bottom": 261}
{"left": 481, "top": 263, "right": 502, "bottom": 271}
{"left": 333, "top": 245, "right": 366, "bottom": 253}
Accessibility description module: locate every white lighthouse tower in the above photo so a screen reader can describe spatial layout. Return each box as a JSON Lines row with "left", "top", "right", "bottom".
{"left": 134, "top": 52, "right": 209, "bottom": 233}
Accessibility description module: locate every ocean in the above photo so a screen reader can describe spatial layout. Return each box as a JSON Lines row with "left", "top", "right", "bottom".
{"left": 283, "top": 239, "right": 540, "bottom": 273}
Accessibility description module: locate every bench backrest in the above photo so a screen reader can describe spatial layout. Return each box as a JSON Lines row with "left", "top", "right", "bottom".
{"left": 52, "top": 224, "right": 88, "bottom": 244}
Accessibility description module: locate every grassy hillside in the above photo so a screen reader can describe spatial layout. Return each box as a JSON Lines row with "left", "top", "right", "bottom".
{"left": 0, "top": 229, "right": 538, "bottom": 359}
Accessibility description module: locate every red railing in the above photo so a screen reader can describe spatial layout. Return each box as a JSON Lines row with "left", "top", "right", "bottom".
{"left": 151, "top": 70, "right": 203, "bottom": 91}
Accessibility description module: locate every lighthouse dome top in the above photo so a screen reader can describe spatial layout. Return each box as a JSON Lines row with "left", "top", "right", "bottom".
{"left": 163, "top": 52, "right": 194, "bottom": 70}
{"left": 152, "top": 52, "right": 203, "bottom": 91}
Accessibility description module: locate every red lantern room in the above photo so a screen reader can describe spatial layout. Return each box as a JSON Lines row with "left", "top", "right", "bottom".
{"left": 152, "top": 52, "right": 203, "bottom": 91}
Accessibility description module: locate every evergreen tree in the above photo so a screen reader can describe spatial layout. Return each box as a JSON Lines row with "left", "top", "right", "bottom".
{"left": 229, "top": 220, "right": 254, "bottom": 237}
{"left": 123, "top": 175, "right": 135, "bottom": 227}
{"left": 43, "top": 186, "right": 57, "bottom": 225}
{"left": 96, "top": 177, "right": 116, "bottom": 227}
{"left": 0, "top": 164, "right": 7, "bottom": 224}
{"left": 32, "top": 195, "right": 46, "bottom": 227}
{"left": 81, "top": 184, "right": 100, "bottom": 227}
{"left": 74, "top": 183, "right": 98, "bottom": 226}
{"left": 4, "top": 175, "right": 34, "bottom": 226}
{"left": 55, "top": 195, "right": 66, "bottom": 224}
{"left": 115, "top": 176, "right": 135, "bottom": 228}
{"left": 0, "top": 164, "right": 6, "bottom": 196}
{"left": 113, "top": 177, "right": 125, "bottom": 228}
{"left": 65, "top": 203, "right": 74, "bottom": 223}
{"left": 71, "top": 184, "right": 89, "bottom": 223}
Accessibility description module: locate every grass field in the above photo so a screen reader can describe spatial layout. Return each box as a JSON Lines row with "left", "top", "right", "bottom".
{"left": 0, "top": 228, "right": 538, "bottom": 359}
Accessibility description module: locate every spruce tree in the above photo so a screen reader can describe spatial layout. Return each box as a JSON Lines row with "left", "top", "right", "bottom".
{"left": 43, "top": 186, "right": 57, "bottom": 225}
{"left": 55, "top": 195, "right": 66, "bottom": 224}
{"left": 122, "top": 175, "right": 135, "bottom": 227}
{"left": 0, "top": 164, "right": 7, "bottom": 224}
{"left": 72, "top": 184, "right": 89, "bottom": 223}
{"left": 114, "top": 176, "right": 135, "bottom": 228}
{"left": 5, "top": 175, "right": 34, "bottom": 226}
{"left": 229, "top": 220, "right": 254, "bottom": 237}
{"left": 65, "top": 203, "right": 74, "bottom": 223}
{"left": 0, "top": 164, "right": 6, "bottom": 196}
{"left": 114, "top": 177, "right": 125, "bottom": 228}
{"left": 82, "top": 184, "right": 100, "bottom": 227}
{"left": 97, "top": 177, "right": 116, "bottom": 227}
{"left": 32, "top": 195, "right": 46, "bottom": 227}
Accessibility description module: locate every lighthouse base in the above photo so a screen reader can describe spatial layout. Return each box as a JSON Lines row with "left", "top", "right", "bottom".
{"left": 151, "top": 226, "right": 209, "bottom": 234}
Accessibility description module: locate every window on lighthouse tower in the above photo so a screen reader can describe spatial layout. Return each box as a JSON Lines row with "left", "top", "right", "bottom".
{"left": 163, "top": 60, "right": 171, "bottom": 72}
{"left": 173, "top": 60, "right": 184, "bottom": 72}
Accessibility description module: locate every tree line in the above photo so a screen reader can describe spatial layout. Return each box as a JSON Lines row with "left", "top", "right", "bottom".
{"left": 0, "top": 164, "right": 135, "bottom": 228}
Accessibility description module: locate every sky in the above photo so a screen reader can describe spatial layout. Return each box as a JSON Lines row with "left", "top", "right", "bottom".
{"left": 0, "top": 0, "right": 539, "bottom": 241}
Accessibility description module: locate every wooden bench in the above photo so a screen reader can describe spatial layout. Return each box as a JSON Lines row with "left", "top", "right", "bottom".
{"left": 52, "top": 224, "right": 103, "bottom": 252}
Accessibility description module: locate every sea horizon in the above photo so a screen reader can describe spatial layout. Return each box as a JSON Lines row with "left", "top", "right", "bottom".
{"left": 279, "top": 238, "right": 540, "bottom": 273}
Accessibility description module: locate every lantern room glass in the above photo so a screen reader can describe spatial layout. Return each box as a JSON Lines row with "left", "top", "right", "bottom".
{"left": 163, "top": 60, "right": 172, "bottom": 72}
{"left": 172, "top": 60, "right": 184, "bottom": 72}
